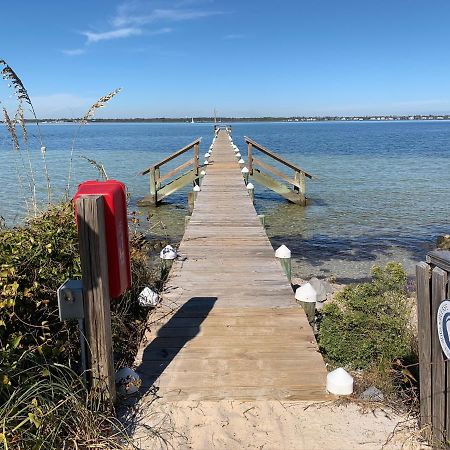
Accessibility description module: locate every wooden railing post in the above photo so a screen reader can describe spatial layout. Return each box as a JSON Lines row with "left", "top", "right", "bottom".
{"left": 248, "top": 142, "right": 253, "bottom": 175}
{"left": 194, "top": 142, "right": 199, "bottom": 176}
{"left": 149, "top": 167, "right": 157, "bottom": 205}
{"left": 155, "top": 167, "right": 161, "bottom": 190}
{"left": 76, "top": 195, "right": 116, "bottom": 404}
{"left": 294, "top": 171, "right": 306, "bottom": 195}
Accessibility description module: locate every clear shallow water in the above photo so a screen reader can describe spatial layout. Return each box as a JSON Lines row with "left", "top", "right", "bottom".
{"left": 1, "top": 121, "right": 449, "bottom": 282}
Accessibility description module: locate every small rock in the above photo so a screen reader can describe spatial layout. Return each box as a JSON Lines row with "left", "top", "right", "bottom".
{"left": 309, "top": 277, "right": 334, "bottom": 303}
{"left": 359, "top": 386, "right": 384, "bottom": 402}
{"left": 437, "top": 235, "right": 450, "bottom": 250}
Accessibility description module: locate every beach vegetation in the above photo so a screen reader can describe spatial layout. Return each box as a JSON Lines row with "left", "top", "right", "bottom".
{"left": 0, "top": 59, "right": 158, "bottom": 448}
{"left": 318, "top": 263, "right": 417, "bottom": 401}
{"left": 0, "top": 202, "right": 158, "bottom": 447}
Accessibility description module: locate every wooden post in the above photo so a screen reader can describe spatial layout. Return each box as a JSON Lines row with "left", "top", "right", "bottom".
{"left": 194, "top": 142, "right": 199, "bottom": 176}
{"left": 188, "top": 192, "right": 195, "bottom": 215}
{"left": 76, "top": 195, "right": 116, "bottom": 404}
{"left": 258, "top": 214, "right": 266, "bottom": 228}
{"left": 248, "top": 142, "right": 253, "bottom": 175}
{"left": 416, "top": 262, "right": 432, "bottom": 428}
{"left": 294, "top": 171, "right": 306, "bottom": 195}
{"left": 149, "top": 167, "right": 157, "bottom": 205}
{"left": 431, "top": 266, "right": 448, "bottom": 443}
{"left": 155, "top": 167, "right": 161, "bottom": 190}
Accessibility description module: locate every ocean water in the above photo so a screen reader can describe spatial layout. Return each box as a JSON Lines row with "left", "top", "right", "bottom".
{"left": 1, "top": 120, "right": 449, "bottom": 282}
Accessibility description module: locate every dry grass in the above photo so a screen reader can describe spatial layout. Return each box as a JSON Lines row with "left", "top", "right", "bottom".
{"left": 66, "top": 88, "right": 121, "bottom": 195}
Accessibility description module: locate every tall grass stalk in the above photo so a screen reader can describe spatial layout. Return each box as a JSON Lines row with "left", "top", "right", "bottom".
{"left": 2, "top": 106, "right": 36, "bottom": 214}
{"left": 66, "top": 88, "right": 121, "bottom": 196}
{"left": 0, "top": 59, "right": 49, "bottom": 208}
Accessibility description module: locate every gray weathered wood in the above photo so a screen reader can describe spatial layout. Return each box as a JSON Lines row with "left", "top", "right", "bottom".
{"left": 248, "top": 142, "right": 253, "bottom": 175}
{"left": 251, "top": 168, "right": 306, "bottom": 205}
{"left": 76, "top": 195, "right": 116, "bottom": 404}
{"left": 194, "top": 142, "right": 199, "bottom": 175}
{"left": 431, "top": 266, "right": 447, "bottom": 443}
{"left": 158, "top": 158, "right": 194, "bottom": 184}
{"left": 140, "top": 138, "right": 201, "bottom": 175}
{"left": 252, "top": 157, "right": 302, "bottom": 190}
{"left": 149, "top": 167, "right": 157, "bottom": 204}
{"left": 416, "top": 261, "right": 432, "bottom": 427}
{"left": 244, "top": 137, "right": 312, "bottom": 179}
{"left": 135, "top": 129, "right": 327, "bottom": 403}
{"left": 427, "top": 251, "right": 450, "bottom": 273}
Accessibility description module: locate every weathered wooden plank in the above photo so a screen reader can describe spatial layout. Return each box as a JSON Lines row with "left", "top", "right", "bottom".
{"left": 431, "top": 266, "right": 447, "bottom": 443}
{"left": 156, "top": 169, "right": 198, "bottom": 202}
{"left": 251, "top": 168, "right": 306, "bottom": 205}
{"left": 140, "top": 138, "right": 201, "bottom": 174}
{"left": 157, "top": 158, "right": 194, "bottom": 184}
{"left": 416, "top": 261, "right": 432, "bottom": 427}
{"left": 252, "top": 156, "right": 302, "bottom": 189}
{"left": 244, "top": 136, "right": 312, "bottom": 178}
{"left": 427, "top": 250, "right": 450, "bottom": 273}
{"left": 136, "top": 128, "right": 327, "bottom": 402}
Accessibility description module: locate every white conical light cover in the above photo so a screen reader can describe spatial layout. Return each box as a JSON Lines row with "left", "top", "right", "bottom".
{"left": 200, "top": 170, "right": 206, "bottom": 176}
{"left": 241, "top": 166, "right": 249, "bottom": 173}
{"left": 193, "top": 185, "right": 201, "bottom": 192}
{"left": 247, "top": 183, "right": 254, "bottom": 190}
{"left": 275, "top": 244, "right": 291, "bottom": 259}
{"left": 326, "top": 368, "right": 354, "bottom": 395}
{"left": 236, "top": 153, "right": 241, "bottom": 158}
{"left": 160, "top": 245, "right": 177, "bottom": 260}
{"left": 204, "top": 152, "right": 210, "bottom": 158}
{"left": 204, "top": 160, "right": 209, "bottom": 165}
{"left": 138, "top": 287, "right": 160, "bottom": 307}
{"left": 115, "top": 367, "right": 142, "bottom": 395}
{"left": 238, "top": 158, "right": 245, "bottom": 164}
{"left": 295, "top": 283, "right": 317, "bottom": 302}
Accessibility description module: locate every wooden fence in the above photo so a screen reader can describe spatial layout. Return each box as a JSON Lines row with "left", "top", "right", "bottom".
{"left": 417, "top": 250, "right": 450, "bottom": 445}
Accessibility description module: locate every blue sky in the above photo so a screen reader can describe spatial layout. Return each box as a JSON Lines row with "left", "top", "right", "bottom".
{"left": 1, "top": 0, "right": 450, "bottom": 118}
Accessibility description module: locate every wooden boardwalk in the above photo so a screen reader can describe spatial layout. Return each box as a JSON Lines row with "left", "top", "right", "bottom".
{"left": 135, "top": 129, "right": 328, "bottom": 401}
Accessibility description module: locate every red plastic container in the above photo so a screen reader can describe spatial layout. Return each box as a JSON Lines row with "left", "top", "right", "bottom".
{"left": 74, "top": 180, "right": 132, "bottom": 298}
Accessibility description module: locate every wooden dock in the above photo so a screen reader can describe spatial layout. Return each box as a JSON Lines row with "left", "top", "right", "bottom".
{"left": 135, "top": 129, "right": 328, "bottom": 401}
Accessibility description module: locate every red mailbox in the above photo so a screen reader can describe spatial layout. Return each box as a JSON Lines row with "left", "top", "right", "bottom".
{"left": 74, "top": 180, "right": 132, "bottom": 298}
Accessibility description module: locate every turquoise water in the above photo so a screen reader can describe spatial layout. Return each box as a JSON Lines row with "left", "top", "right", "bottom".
{"left": 1, "top": 121, "right": 449, "bottom": 281}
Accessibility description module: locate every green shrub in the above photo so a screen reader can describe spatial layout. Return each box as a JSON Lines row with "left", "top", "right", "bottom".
{"left": 318, "top": 263, "right": 413, "bottom": 369}
{"left": 0, "top": 202, "right": 158, "bottom": 447}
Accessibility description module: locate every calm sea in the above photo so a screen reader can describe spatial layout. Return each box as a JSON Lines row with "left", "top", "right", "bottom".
{"left": 1, "top": 121, "right": 449, "bottom": 282}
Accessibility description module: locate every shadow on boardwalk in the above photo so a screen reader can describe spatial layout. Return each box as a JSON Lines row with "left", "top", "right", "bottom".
{"left": 118, "top": 297, "right": 217, "bottom": 444}
{"left": 136, "top": 296, "right": 217, "bottom": 393}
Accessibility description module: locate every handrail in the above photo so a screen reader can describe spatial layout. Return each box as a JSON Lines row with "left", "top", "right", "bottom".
{"left": 140, "top": 138, "right": 201, "bottom": 175}
{"left": 244, "top": 137, "right": 312, "bottom": 179}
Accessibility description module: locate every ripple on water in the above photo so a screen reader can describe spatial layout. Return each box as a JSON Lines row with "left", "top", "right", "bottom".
{"left": 1, "top": 121, "right": 449, "bottom": 282}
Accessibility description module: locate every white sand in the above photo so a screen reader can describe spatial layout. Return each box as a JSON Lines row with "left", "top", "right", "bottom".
{"left": 132, "top": 397, "right": 427, "bottom": 450}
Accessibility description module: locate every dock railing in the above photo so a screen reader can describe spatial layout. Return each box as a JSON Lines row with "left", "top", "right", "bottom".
{"left": 138, "top": 138, "right": 201, "bottom": 206}
{"left": 416, "top": 250, "right": 450, "bottom": 446}
{"left": 244, "top": 137, "right": 312, "bottom": 205}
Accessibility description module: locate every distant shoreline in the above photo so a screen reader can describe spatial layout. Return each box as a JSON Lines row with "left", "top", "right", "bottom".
{"left": 12, "top": 114, "right": 450, "bottom": 124}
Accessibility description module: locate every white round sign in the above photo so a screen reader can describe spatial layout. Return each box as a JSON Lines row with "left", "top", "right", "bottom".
{"left": 437, "top": 300, "right": 450, "bottom": 359}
